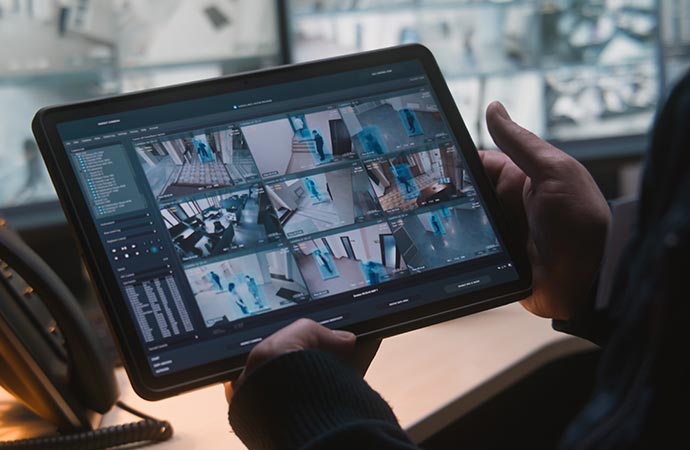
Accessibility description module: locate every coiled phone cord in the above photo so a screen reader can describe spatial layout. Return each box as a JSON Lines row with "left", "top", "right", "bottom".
{"left": 0, "top": 401, "right": 173, "bottom": 449}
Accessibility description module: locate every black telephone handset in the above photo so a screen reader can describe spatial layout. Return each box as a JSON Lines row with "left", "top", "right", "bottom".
{"left": 0, "top": 220, "right": 172, "bottom": 449}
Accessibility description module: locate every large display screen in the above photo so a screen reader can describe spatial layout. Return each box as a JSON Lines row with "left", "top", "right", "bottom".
{"left": 56, "top": 60, "right": 518, "bottom": 376}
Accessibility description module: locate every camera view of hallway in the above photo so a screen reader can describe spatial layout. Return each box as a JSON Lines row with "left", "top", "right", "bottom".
{"left": 160, "top": 185, "right": 280, "bottom": 261}
{"left": 184, "top": 249, "right": 310, "bottom": 326}
{"left": 135, "top": 125, "right": 259, "bottom": 201}
{"left": 339, "top": 91, "right": 449, "bottom": 157}
{"left": 241, "top": 108, "right": 356, "bottom": 178}
{"left": 391, "top": 202, "right": 500, "bottom": 272}
{"left": 265, "top": 166, "right": 382, "bottom": 237}
{"left": 293, "top": 222, "right": 407, "bottom": 299}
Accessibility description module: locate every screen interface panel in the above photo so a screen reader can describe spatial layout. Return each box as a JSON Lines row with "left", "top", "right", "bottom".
{"left": 57, "top": 60, "right": 519, "bottom": 376}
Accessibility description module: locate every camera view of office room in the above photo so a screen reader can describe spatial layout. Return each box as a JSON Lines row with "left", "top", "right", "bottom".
{"left": 240, "top": 107, "right": 356, "bottom": 178}
{"left": 338, "top": 91, "right": 448, "bottom": 157}
{"left": 366, "top": 144, "right": 474, "bottom": 213}
{"left": 391, "top": 202, "right": 500, "bottom": 272}
{"left": 135, "top": 125, "right": 260, "bottom": 201}
{"left": 184, "top": 248, "right": 310, "bottom": 327}
{"left": 293, "top": 222, "right": 408, "bottom": 299}
{"left": 264, "top": 165, "right": 383, "bottom": 238}
{"left": 160, "top": 185, "right": 281, "bottom": 261}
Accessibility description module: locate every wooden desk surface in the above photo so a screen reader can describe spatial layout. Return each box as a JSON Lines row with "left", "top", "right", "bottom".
{"left": 0, "top": 303, "right": 594, "bottom": 448}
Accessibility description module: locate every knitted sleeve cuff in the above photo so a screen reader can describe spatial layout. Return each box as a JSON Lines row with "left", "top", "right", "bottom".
{"left": 229, "top": 349, "right": 404, "bottom": 450}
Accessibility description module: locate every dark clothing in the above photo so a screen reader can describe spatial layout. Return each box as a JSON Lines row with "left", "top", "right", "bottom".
{"left": 229, "top": 350, "right": 418, "bottom": 450}
{"left": 554, "top": 69, "right": 690, "bottom": 450}
{"left": 314, "top": 134, "right": 325, "bottom": 160}
{"left": 229, "top": 70, "right": 690, "bottom": 450}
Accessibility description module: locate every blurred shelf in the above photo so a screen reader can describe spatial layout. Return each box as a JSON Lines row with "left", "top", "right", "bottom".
{"left": 0, "top": 67, "right": 115, "bottom": 86}
{"left": 118, "top": 53, "right": 278, "bottom": 73}
{"left": 291, "top": 0, "right": 537, "bottom": 17}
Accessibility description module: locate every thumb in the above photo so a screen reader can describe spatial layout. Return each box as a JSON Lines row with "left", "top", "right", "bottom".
{"left": 485, "top": 101, "right": 562, "bottom": 181}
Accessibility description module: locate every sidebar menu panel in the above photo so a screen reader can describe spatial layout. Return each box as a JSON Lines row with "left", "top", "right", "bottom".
{"left": 72, "top": 143, "right": 147, "bottom": 217}
{"left": 72, "top": 144, "right": 197, "bottom": 347}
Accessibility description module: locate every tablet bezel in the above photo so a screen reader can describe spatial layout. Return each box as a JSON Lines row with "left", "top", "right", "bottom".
{"left": 32, "top": 44, "right": 531, "bottom": 400}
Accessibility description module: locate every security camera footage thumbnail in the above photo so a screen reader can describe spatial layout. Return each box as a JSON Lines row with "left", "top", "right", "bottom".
{"left": 339, "top": 91, "right": 449, "bottom": 157}
{"left": 265, "top": 164, "right": 383, "bottom": 238}
{"left": 135, "top": 125, "right": 259, "bottom": 201}
{"left": 160, "top": 184, "right": 282, "bottom": 261}
{"left": 390, "top": 202, "right": 500, "bottom": 273}
{"left": 241, "top": 107, "right": 357, "bottom": 178}
{"left": 365, "top": 144, "right": 473, "bottom": 213}
{"left": 184, "top": 248, "right": 310, "bottom": 327}
{"left": 292, "top": 221, "right": 407, "bottom": 299}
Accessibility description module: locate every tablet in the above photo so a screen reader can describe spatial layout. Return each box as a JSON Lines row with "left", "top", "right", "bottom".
{"left": 32, "top": 44, "right": 531, "bottom": 400}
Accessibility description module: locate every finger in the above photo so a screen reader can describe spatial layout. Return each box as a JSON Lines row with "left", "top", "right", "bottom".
{"left": 485, "top": 101, "right": 564, "bottom": 181}
{"left": 234, "top": 320, "right": 356, "bottom": 390}
{"left": 272, "top": 318, "right": 356, "bottom": 356}
{"left": 478, "top": 149, "right": 513, "bottom": 186}
{"left": 479, "top": 150, "right": 528, "bottom": 237}
{"left": 246, "top": 319, "right": 356, "bottom": 373}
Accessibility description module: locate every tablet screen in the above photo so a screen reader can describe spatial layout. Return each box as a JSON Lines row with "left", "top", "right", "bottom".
{"left": 56, "top": 59, "right": 519, "bottom": 377}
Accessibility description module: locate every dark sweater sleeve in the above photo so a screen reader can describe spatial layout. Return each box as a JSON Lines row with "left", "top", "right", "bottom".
{"left": 552, "top": 198, "right": 638, "bottom": 346}
{"left": 229, "top": 349, "right": 420, "bottom": 450}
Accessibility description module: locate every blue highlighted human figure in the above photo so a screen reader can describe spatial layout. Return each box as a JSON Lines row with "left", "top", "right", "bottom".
{"left": 244, "top": 275, "right": 265, "bottom": 309}
{"left": 359, "top": 261, "right": 387, "bottom": 286}
{"left": 227, "top": 282, "right": 249, "bottom": 315}
{"left": 313, "top": 130, "right": 325, "bottom": 161}
{"left": 428, "top": 212, "right": 446, "bottom": 236}
{"left": 391, "top": 163, "right": 419, "bottom": 200}
{"left": 313, "top": 248, "right": 339, "bottom": 280}
{"left": 192, "top": 135, "right": 215, "bottom": 162}
{"left": 310, "top": 130, "right": 332, "bottom": 164}
{"left": 290, "top": 115, "right": 311, "bottom": 141}
{"left": 357, "top": 126, "right": 389, "bottom": 156}
{"left": 209, "top": 271, "right": 223, "bottom": 291}
{"left": 303, "top": 177, "right": 321, "bottom": 202}
{"left": 399, "top": 108, "right": 424, "bottom": 137}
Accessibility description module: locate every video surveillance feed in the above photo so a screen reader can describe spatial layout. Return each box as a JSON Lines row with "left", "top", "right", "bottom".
{"left": 292, "top": 221, "right": 408, "bottom": 299}
{"left": 134, "top": 124, "right": 260, "bottom": 201}
{"left": 264, "top": 164, "right": 383, "bottom": 238}
{"left": 184, "top": 247, "right": 310, "bottom": 327}
{"left": 340, "top": 91, "right": 450, "bottom": 157}
{"left": 389, "top": 202, "right": 500, "bottom": 273}
{"left": 364, "top": 144, "right": 473, "bottom": 214}
{"left": 159, "top": 184, "right": 282, "bottom": 261}
{"left": 123, "top": 83, "right": 508, "bottom": 329}
{"left": 241, "top": 107, "right": 358, "bottom": 179}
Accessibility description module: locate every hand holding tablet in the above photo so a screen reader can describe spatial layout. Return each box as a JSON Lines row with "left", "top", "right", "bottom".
{"left": 32, "top": 44, "right": 531, "bottom": 400}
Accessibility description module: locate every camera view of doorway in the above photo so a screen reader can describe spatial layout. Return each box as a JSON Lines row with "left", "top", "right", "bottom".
{"left": 293, "top": 222, "right": 408, "bottom": 298}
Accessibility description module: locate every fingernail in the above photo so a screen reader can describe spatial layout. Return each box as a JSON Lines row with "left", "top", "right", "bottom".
{"left": 493, "top": 101, "right": 511, "bottom": 121}
{"left": 333, "top": 330, "right": 355, "bottom": 340}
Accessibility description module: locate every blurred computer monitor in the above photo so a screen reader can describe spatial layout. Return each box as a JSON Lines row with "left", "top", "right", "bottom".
{"left": 0, "top": 0, "right": 287, "bottom": 225}
{"left": 286, "top": 0, "right": 686, "bottom": 160}
{"left": 0, "top": 0, "right": 288, "bottom": 294}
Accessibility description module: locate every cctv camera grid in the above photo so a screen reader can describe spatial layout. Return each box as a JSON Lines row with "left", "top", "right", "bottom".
{"left": 158, "top": 183, "right": 283, "bottom": 262}
{"left": 264, "top": 161, "right": 384, "bottom": 239}
{"left": 363, "top": 143, "right": 468, "bottom": 214}
{"left": 387, "top": 199, "right": 502, "bottom": 274}
{"left": 182, "top": 245, "right": 311, "bottom": 327}
{"left": 139, "top": 86, "right": 502, "bottom": 327}
{"left": 239, "top": 106, "right": 360, "bottom": 180}
{"left": 134, "top": 124, "right": 261, "bottom": 203}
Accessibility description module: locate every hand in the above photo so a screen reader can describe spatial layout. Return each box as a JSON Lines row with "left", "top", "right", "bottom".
{"left": 481, "top": 102, "right": 610, "bottom": 321}
{"left": 225, "top": 319, "right": 381, "bottom": 404}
